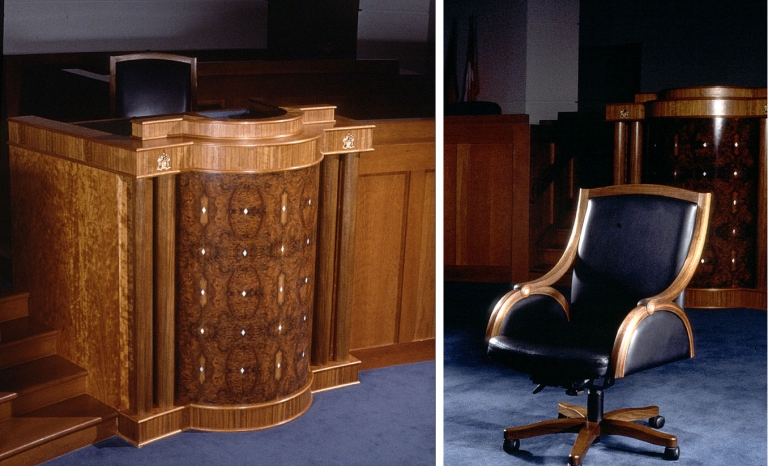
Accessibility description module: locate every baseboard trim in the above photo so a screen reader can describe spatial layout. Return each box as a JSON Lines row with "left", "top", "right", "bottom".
{"left": 350, "top": 339, "right": 435, "bottom": 371}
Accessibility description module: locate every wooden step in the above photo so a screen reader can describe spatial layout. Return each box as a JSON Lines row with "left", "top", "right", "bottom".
{"left": 0, "top": 317, "right": 58, "bottom": 370}
{"left": 0, "top": 355, "right": 87, "bottom": 416}
{"left": 0, "top": 415, "right": 102, "bottom": 466}
{"left": 0, "top": 293, "right": 29, "bottom": 324}
{"left": 0, "top": 393, "right": 16, "bottom": 422}
{"left": 23, "top": 394, "right": 118, "bottom": 442}
{"left": 541, "top": 247, "right": 565, "bottom": 265}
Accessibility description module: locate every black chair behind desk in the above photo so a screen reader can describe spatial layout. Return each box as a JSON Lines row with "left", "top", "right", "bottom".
{"left": 110, "top": 52, "right": 197, "bottom": 118}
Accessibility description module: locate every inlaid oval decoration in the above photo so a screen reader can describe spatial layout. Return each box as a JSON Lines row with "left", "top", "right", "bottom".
{"left": 227, "top": 269, "right": 261, "bottom": 319}
{"left": 229, "top": 185, "right": 265, "bottom": 238}
{"left": 225, "top": 345, "right": 259, "bottom": 397}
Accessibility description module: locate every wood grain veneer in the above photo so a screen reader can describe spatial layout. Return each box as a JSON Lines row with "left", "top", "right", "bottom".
{"left": 175, "top": 167, "right": 318, "bottom": 406}
{"left": 6, "top": 108, "right": 436, "bottom": 447}
{"left": 444, "top": 115, "right": 530, "bottom": 284}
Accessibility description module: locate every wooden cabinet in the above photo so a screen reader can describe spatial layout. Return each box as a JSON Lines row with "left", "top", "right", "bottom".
{"left": 349, "top": 119, "right": 435, "bottom": 368}
{"left": 444, "top": 114, "right": 531, "bottom": 284}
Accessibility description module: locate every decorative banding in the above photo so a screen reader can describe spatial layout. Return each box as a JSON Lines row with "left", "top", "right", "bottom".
{"left": 650, "top": 98, "right": 766, "bottom": 118}
{"left": 188, "top": 378, "right": 313, "bottom": 431}
{"left": 179, "top": 110, "right": 306, "bottom": 139}
{"left": 661, "top": 86, "right": 766, "bottom": 100}
{"left": 185, "top": 138, "right": 322, "bottom": 173}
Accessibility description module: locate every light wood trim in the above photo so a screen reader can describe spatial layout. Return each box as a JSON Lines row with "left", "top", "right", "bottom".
{"left": 118, "top": 406, "right": 187, "bottom": 447}
{"left": 486, "top": 286, "right": 569, "bottom": 339}
{"left": 610, "top": 303, "right": 694, "bottom": 378}
{"left": 588, "top": 183, "right": 704, "bottom": 204}
{"left": 153, "top": 175, "right": 175, "bottom": 409}
{"left": 684, "top": 288, "right": 767, "bottom": 310}
{"left": 629, "top": 121, "right": 643, "bottom": 184}
{"left": 310, "top": 357, "right": 361, "bottom": 392}
{"left": 661, "top": 86, "right": 766, "bottom": 100}
{"left": 558, "top": 402, "right": 587, "bottom": 419}
{"left": 322, "top": 126, "right": 375, "bottom": 155}
{"left": 178, "top": 110, "right": 305, "bottom": 139}
{"left": 605, "top": 103, "right": 645, "bottom": 121}
{"left": 184, "top": 139, "right": 322, "bottom": 174}
{"left": 613, "top": 121, "right": 628, "bottom": 184}
{"left": 650, "top": 98, "right": 766, "bottom": 118}
{"left": 187, "top": 379, "right": 313, "bottom": 431}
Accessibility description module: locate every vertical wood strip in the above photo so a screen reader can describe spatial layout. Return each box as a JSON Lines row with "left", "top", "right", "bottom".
{"left": 613, "top": 121, "right": 628, "bottom": 184}
{"left": 333, "top": 152, "right": 359, "bottom": 361}
{"left": 757, "top": 118, "right": 767, "bottom": 290}
{"left": 455, "top": 144, "right": 470, "bottom": 265}
{"left": 510, "top": 125, "right": 531, "bottom": 283}
{"left": 312, "top": 155, "right": 341, "bottom": 366}
{"left": 153, "top": 175, "right": 175, "bottom": 409}
{"left": 117, "top": 176, "right": 132, "bottom": 411}
{"left": 133, "top": 178, "right": 154, "bottom": 415}
{"left": 629, "top": 121, "right": 643, "bottom": 184}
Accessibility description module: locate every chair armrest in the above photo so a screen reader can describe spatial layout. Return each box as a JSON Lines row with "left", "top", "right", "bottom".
{"left": 610, "top": 302, "right": 694, "bottom": 378}
{"left": 486, "top": 286, "right": 569, "bottom": 339}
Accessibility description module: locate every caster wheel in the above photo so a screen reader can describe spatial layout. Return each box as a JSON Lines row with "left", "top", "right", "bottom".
{"left": 649, "top": 415, "right": 665, "bottom": 429}
{"left": 663, "top": 446, "right": 680, "bottom": 461}
{"left": 503, "top": 439, "right": 520, "bottom": 454}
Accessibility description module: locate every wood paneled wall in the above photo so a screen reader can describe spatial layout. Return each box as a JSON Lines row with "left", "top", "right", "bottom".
{"left": 444, "top": 114, "right": 531, "bottom": 284}
{"left": 346, "top": 119, "right": 436, "bottom": 369}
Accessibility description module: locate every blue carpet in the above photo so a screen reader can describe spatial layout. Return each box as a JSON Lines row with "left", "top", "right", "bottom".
{"left": 444, "top": 282, "right": 767, "bottom": 466}
{"left": 44, "top": 361, "right": 436, "bottom": 465}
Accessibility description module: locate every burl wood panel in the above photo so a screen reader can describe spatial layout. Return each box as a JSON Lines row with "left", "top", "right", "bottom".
{"left": 175, "top": 166, "right": 319, "bottom": 406}
{"left": 9, "top": 148, "right": 127, "bottom": 410}
{"left": 645, "top": 117, "right": 761, "bottom": 288}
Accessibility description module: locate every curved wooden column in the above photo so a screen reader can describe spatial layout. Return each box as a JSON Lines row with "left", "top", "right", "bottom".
{"left": 172, "top": 111, "right": 322, "bottom": 431}
{"left": 607, "top": 86, "right": 767, "bottom": 309}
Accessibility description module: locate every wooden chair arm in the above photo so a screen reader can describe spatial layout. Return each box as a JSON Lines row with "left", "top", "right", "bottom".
{"left": 611, "top": 302, "right": 694, "bottom": 378}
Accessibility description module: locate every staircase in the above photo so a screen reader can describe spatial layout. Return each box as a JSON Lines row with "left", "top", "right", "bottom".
{"left": 529, "top": 217, "right": 574, "bottom": 287}
{"left": 0, "top": 291, "right": 117, "bottom": 465}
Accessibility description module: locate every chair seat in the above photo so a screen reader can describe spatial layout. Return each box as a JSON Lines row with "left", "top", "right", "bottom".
{"left": 487, "top": 322, "right": 613, "bottom": 383}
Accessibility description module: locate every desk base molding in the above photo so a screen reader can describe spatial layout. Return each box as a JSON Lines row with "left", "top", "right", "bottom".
{"left": 118, "top": 405, "right": 187, "bottom": 447}
{"left": 310, "top": 357, "right": 361, "bottom": 392}
{"left": 684, "top": 288, "right": 767, "bottom": 310}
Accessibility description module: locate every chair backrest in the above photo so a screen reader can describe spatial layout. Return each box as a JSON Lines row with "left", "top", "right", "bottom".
{"left": 110, "top": 52, "right": 197, "bottom": 118}
{"left": 570, "top": 191, "right": 701, "bottom": 333}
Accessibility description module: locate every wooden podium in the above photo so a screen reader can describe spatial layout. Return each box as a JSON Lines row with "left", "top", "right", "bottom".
{"left": 7, "top": 106, "right": 374, "bottom": 444}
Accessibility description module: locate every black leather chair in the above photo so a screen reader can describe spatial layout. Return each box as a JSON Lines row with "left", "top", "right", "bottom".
{"left": 486, "top": 184, "right": 711, "bottom": 465}
{"left": 110, "top": 52, "right": 197, "bottom": 118}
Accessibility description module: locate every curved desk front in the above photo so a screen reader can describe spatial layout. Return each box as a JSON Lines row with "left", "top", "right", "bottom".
{"left": 7, "top": 106, "right": 374, "bottom": 443}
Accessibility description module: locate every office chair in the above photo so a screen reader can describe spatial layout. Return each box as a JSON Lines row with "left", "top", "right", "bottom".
{"left": 485, "top": 184, "right": 711, "bottom": 465}
{"left": 110, "top": 52, "right": 197, "bottom": 118}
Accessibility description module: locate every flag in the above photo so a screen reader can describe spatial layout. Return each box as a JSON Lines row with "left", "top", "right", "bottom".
{"left": 445, "top": 19, "right": 459, "bottom": 105}
{"left": 463, "top": 15, "right": 479, "bottom": 102}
